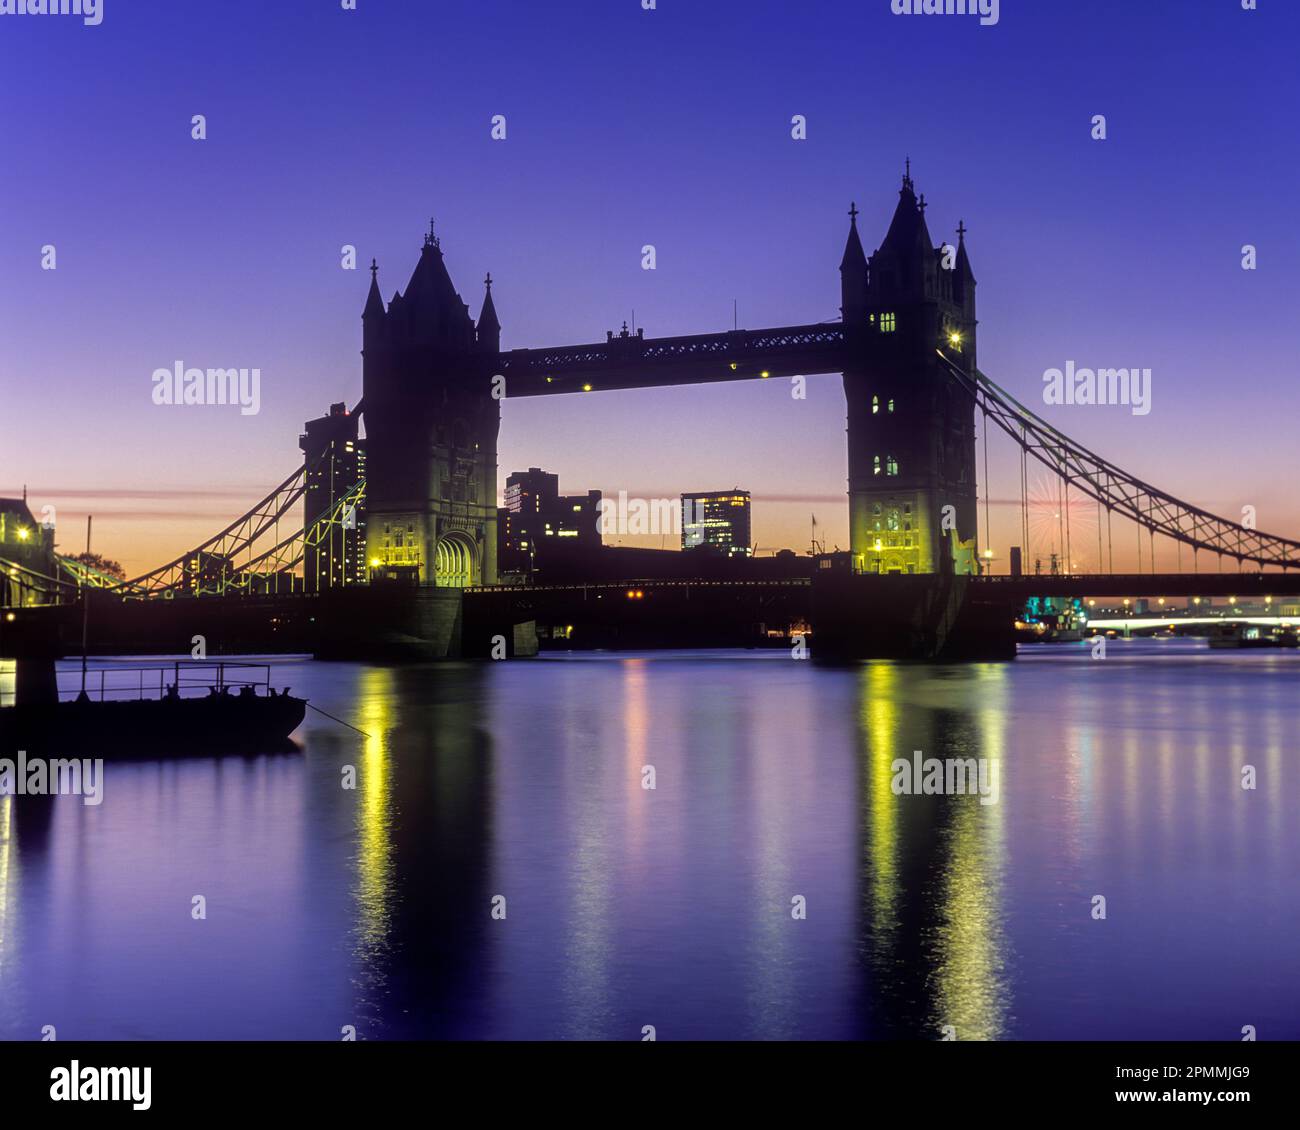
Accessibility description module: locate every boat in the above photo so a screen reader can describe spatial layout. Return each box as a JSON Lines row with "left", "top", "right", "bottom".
{"left": 0, "top": 662, "right": 306, "bottom": 757}
{"left": 1206, "top": 624, "right": 1299, "bottom": 650}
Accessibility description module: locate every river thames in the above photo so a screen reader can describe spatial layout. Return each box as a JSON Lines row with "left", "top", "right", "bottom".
{"left": 1, "top": 640, "right": 1296, "bottom": 1041}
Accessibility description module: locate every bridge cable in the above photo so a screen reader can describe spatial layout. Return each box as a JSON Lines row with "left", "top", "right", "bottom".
{"left": 982, "top": 400, "right": 991, "bottom": 566}
{"left": 1093, "top": 497, "right": 1099, "bottom": 573}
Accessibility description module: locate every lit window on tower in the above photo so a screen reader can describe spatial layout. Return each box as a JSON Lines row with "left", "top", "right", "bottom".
{"left": 880, "top": 312, "right": 897, "bottom": 333}
{"left": 886, "top": 456, "right": 899, "bottom": 476}
{"left": 872, "top": 396, "right": 879, "bottom": 414}
{"left": 873, "top": 455, "right": 881, "bottom": 476}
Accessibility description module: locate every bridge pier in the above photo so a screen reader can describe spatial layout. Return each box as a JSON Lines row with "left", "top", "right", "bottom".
{"left": 13, "top": 656, "right": 58, "bottom": 706}
{"left": 811, "top": 572, "right": 1016, "bottom": 661}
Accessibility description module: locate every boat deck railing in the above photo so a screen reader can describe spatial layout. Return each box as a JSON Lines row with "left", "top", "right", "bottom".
{"left": 0, "top": 662, "right": 281, "bottom": 706}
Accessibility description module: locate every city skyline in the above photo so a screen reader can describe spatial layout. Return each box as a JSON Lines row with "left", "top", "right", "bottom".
{"left": 3, "top": 1, "right": 1298, "bottom": 577}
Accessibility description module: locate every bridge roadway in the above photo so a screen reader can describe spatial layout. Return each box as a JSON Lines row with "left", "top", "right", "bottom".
{"left": 494, "top": 323, "right": 850, "bottom": 396}
{"left": 5, "top": 572, "right": 1300, "bottom": 659}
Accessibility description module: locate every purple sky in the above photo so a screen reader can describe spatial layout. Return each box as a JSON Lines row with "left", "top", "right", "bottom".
{"left": 2, "top": 0, "right": 1297, "bottom": 576}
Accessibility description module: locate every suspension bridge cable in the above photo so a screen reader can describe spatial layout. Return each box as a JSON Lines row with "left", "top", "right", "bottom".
{"left": 982, "top": 402, "right": 991, "bottom": 563}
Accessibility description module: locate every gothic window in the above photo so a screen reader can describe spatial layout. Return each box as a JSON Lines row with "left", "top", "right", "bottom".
{"left": 887, "top": 510, "right": 900, "bottom": 531}
{"left": 873, "top": 455, "right": 881, "bottom": 476}
{"left": 880, "top": 312, "right": 897, "bottom": 333}
{"left": 872, "top": 396, "right": 879, "bottom": 415}
{"left": 888, "top": 399, "right": 895, "bottom": 413}
{"left": 886, "top": 456, "right": 899, "bottom": 476}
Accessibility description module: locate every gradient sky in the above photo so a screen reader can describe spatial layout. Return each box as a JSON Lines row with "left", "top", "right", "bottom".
{"left": 2, "top": 0, "right": 1297, "bottom": 577}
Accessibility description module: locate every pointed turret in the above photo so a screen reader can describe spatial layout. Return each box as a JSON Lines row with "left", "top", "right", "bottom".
{"left": 477, "top": 273, "right": 501, "bottom": 353}
{"left": 390, "top": 221, "right": 475, "bottom": 348}
{"left": 869, "top": 161, "right": 937, "bottom": 305}
{"left": 952, "top": 220, "right": 976, "bottom": 310}
{"left": 362, "top": 259, "right": 386, "bottom": 352}
{"left": 840, "top": 203, "right": 869, "bottom": 323}
{"left": 363, "top": 259, "right": 385, "bottom": 318}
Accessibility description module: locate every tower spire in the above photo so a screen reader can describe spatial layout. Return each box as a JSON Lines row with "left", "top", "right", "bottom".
{"left": 840, "top": 200, "right": 869, "bottom": 320}
{"left": 363, "top": 259, "right": 385, "bottom": 320}
{"left": 476, "top": 270, "right": 501, "bottom": 352}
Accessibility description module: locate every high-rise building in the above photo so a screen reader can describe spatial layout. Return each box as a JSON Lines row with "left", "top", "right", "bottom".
{"left": 299, "top": 401, "right": 367, "bottom": 591}
{"left": 498, "top": 468, "right": 601, "bottom": 574}
{"left": 681, "top": 490, "right": 752, "bottom": 557}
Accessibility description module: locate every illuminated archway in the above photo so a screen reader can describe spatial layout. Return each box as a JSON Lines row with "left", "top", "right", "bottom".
{"left": 434, "top": 531, "right": 477, "bottom": 588}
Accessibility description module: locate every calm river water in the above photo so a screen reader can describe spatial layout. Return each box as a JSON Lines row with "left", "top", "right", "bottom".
{"left": 2, "top": 640, "right": 1297, "bottom": 1040}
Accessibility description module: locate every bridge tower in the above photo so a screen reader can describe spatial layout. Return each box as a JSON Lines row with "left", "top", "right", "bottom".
{"left": 361, "top": 229, "right": 500, "bottom": 590}
{"left": 840, "top": 169, "right": 979, "bottom": 575}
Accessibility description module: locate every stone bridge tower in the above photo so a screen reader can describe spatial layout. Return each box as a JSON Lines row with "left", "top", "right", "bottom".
{"left": 361, "top": 228, "right": 500, "bottom": 590}
{"left": 840, "top": 169, "right": 979, "bottom": 575}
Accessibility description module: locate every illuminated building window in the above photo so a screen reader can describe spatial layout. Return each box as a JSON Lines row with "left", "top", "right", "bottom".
{"left": 886, "top": 456, "right": 899, "bottom": 476}
{"left": 888, "top": 399, "right": 895, "bottom": 413}
{"left": 872, "top": 396, "right": 879, "bottom": 414}
{"left": 880, "top": 312, "right": 896, "bottom": 333}
{"left": 873, "top": 455, "right": 881, "bottom": 476}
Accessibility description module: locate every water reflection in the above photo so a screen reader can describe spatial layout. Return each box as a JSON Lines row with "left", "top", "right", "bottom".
{"left": 1, "top": 644, "right": 1297, "bottom": 1040}
{"left": 854, "top": 663, "right": 1010, "bottom": 1039}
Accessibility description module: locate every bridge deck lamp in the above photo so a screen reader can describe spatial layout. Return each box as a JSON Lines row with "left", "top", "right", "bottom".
{"left": 368, "top": 557, "right": 381, "bottom": 568}
{"left": 760, "top": 370, "right": 770, "bottom": 379}
{"left": 17, "top": 526, "right": 30, "bottom": 541}
{"left": 582, "top": 383, "right": 593, "bottom": 392}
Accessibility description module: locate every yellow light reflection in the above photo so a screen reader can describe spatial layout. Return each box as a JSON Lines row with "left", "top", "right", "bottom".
{"left": 860, "top": 663, "right": 902, "bottom": 946}
{"left": 929, "top": 666, "right": 1010, "bottom": 1041}
{"left": 353, "top": 668, "right": 396, "bottom": 967}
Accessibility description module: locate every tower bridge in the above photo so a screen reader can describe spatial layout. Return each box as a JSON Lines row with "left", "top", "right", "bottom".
{"left": 5, "top": 171, "right": 1300, "bottom": 662}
